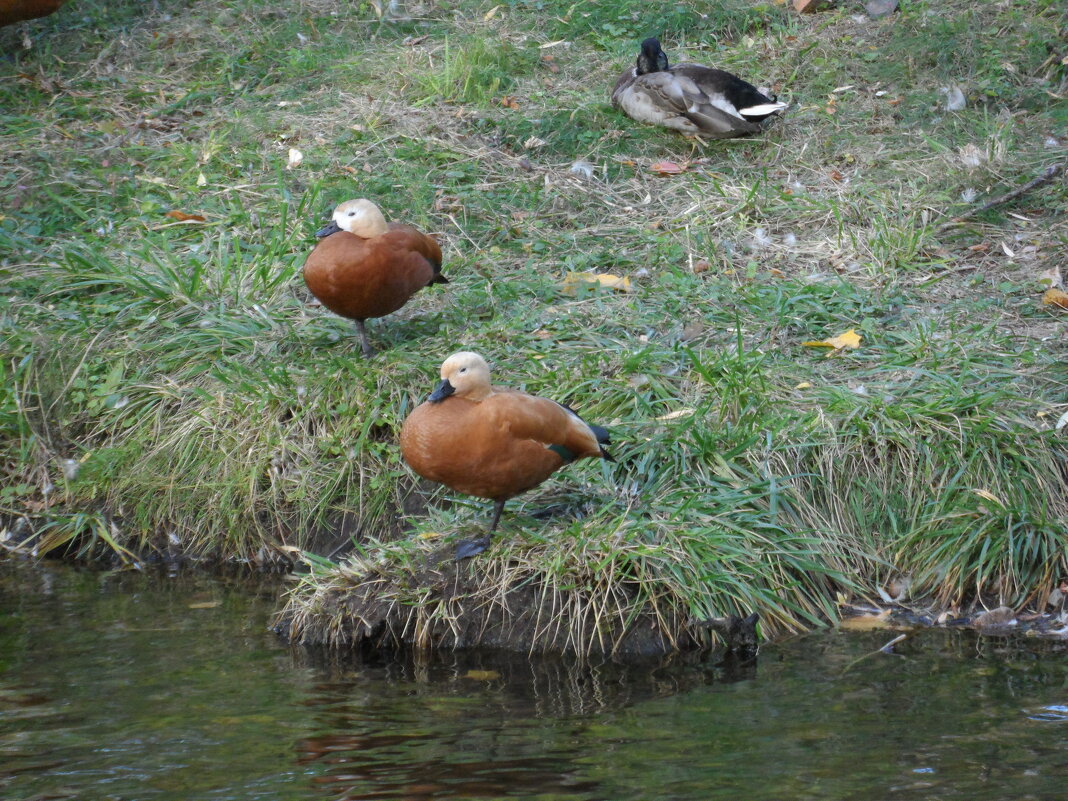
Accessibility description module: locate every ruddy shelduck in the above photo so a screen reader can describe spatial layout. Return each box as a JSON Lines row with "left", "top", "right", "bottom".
{"left": 303, "top": 199, "right": 446, "bottom": 357}
{"left": 612, "top": 38, "right": 786, "bottom": 138}
{"left": 400, "top": 352, "right": 614, "bottom": 559}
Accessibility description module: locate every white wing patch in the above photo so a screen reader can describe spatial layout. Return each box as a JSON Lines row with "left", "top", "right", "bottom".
{"left": 737, "top": 101, "right": 788, "bottom": 118}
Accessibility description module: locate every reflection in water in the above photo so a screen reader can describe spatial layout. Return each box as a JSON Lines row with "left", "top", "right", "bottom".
{"left": 2, "top": 563, "right": 1068, "bottom": 801}
{"left": 289, "top": 649, "right": 750, "bottom": 800}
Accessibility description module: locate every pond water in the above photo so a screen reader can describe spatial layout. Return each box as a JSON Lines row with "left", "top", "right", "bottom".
{"left": 2, "top": 563, "right": 1067, "bottom": 801}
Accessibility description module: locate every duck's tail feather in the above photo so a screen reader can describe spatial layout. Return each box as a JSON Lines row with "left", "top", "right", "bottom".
{"left": 587, "top": 422, "right": 616, "bottom": 462}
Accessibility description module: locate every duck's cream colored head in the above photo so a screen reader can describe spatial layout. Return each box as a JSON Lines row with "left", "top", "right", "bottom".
{"left": 315, "top": 199, "right": 388, "bottom": 239}
{"left": 428, "top": 351, "right": 492, "bottom": 403}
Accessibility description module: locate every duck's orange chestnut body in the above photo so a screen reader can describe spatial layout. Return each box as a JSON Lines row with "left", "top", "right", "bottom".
{"left": 401, "top": 352, "right": 614, "bottom": 559}
{"left": 0, "top": 0, "right": 68, "bottom": 27}
{"left": 303, "top": 199, "right": 446, "bottom": 356}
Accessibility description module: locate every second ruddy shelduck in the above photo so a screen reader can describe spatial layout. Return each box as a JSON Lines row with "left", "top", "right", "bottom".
{"left": 303, "top": 199, "right": 446, "bottom": 357}
{"left": 400, "top": 352, "right": 614, "bottom": 559}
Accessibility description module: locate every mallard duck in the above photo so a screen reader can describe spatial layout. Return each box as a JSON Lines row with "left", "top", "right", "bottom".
{"left": 302, "top": 199, "right": 446, "bottom": 357}
{"left": 611, "top": 37, "right": 786, "bottom": 138}
{"left": 400, "top": 351, "right": 614, "bottom": 559}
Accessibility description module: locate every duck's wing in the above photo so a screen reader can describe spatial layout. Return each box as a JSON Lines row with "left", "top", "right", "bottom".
{"left": 628, "top": 71, "right": 761, "bottom": 137}
{"left": 487, "top": 392, "right": 609, "bottom": 462}
{"left": 611, "top": 67, "right": 638, "bottom": 106}
{"left": 385, "top": 223, "right": 447, "bottom": 285}
{"left": 672, "top": 64, "right": 787, "bottom": 120}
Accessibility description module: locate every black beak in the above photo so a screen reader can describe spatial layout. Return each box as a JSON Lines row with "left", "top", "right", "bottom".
{"left": 428, "top": 379, "right": 455, "bottom": 403}
{"left": 315, "top": 220, "right": 342, "bottom": 238}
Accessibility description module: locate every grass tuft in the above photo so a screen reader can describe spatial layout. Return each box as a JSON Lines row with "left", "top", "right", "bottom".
{"left": 2, "top": 0, "right": 1066, "bottom": 648}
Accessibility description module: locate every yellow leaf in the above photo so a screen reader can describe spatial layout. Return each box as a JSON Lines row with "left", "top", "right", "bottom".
{"left": 794, "top": 381, "right": 813, "bottom": 390}
{"left": 656, "top": 408, "right": 694, "bottom": 421}
{"left": 188, "top": 601, "right": 221, "bottom": 609}
{"left": 164, "top": 210, "right": 207, "bottom": 222}
{"left": 483, "top": 4, "right": 501, "bottom": 20}
{"left": 560, "top": 272, "right": 632, "bottom": 295}
{"left": 971, "top": 489, "right": 1004, "bottom": 506}
{"left": 802, "top": 328, "right": 862, "bottom": 351}
{"left": 1042, "top": 288, "right": 1068, "bottom": 309}
{"left": 839, "top": 610, "right": 892, "bottom": 631}
{"left": 418, "top": 531, "right": 443, "bottom": 540}
{"left": 463, "top": 670, "right": 500, "bottom": 681}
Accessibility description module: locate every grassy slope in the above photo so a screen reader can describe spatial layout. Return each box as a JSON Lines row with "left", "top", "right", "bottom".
{"left": 1, "top": 0, "right": 1066, "bottom": 639}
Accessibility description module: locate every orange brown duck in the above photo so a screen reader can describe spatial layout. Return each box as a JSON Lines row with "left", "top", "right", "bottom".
{"left": 303, "top": 199, "right": 446, "bottom": 357}
{"left": 400, "top": 351, "right": 614, "bottom": 559}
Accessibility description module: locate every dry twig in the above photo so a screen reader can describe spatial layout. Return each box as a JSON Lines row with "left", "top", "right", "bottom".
{"left": 939, "top": 162, "right": 1065, "bottom": 230}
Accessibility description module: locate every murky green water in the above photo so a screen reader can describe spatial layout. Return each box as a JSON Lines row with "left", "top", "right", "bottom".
{"left": 3, "top": 564, "right": 1067, "bottom": 801}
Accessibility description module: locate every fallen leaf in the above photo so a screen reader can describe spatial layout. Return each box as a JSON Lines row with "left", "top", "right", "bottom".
{"left": 649, "top": 160, "right": 688, "bottom": 176}
{"left": 164, "top": 210, "right": 207, "bottom": 222}
{"left": 188, "top": 601, "right": 221, "bottom": 609}
{"left": 196, "top": 172, "right": 207, "bottom": 187}
{"left": 795, "top": 381, "right": 813, "bottom": 390}
{"left": 1056, "top": 410, "right": 1068, "bottom": 430}
{"left": 968, "top": 242, "right": 990, "bottom": 253}
{"left": 483, "top": 4, "right": 501, "bottom": 20}
{"left": 1043, "top": 288, "right": 1068, "bottom": 309}
{"left": 828, "top": 168, "right": 844, "bottom": 182}
{"left": 1001, "top": 241, "right": 1016, "bottom": 258}
{"left": 560, "top": 272, "right": 632, "bottom": 295}
{"left": 656, "top": 408, "right": 694, "bottom": 421}
{"left": 839, "top": 610, "right": 893, "bottom": 631}
{"left": 463, "top": 670, "right": 500, "bottom": 681}
{"left": 532, "top": 328, "right": 552, "bottom": 340}
{"left": 540, "top": 54, "right": 560, "bottom": 73}
{"left": 769, "top": 268, "right": 785, "bottom": 278}
{"left": 802, "top": 328, "right": 862, "bottom": 351}
{"left": 499, "top": 96, "right": 520, "bottom": 110}
{"left": 692, "top": 259, "right": 711, "bottom": 274}
{"left": 971, "top": 488, "right": 1004, "bottom": 506}
{"left": 287, "top": 148, "right": 303, "bottom": 169}
{"left": 417, "top": 531, "right": 443, "bottom": 540}
{"left": 1038, "top": 267, "right": 1062, "bottom": 289}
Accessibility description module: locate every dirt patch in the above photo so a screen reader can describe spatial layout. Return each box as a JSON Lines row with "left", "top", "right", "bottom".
{"left": 276, "top": 545, "right": 708, "bottom": 657}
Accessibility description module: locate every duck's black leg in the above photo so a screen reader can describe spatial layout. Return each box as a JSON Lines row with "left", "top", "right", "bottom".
{"left": 454, "top": 501, "right": 505, "bottom": 561}
{"left": 355, "top": 319, "right": 375, "bottom": 358}
{"left": 488, "top": 499, "right": 506, "bottom": 532}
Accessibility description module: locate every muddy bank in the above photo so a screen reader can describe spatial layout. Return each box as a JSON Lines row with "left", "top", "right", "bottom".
{"left": 275, "top": 544, "right": 762, "bottom": 658}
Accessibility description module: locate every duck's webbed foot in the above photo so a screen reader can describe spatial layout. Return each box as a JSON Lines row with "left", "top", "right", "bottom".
{"left": 454, "top": 535, "right": 492, "bottom": 561}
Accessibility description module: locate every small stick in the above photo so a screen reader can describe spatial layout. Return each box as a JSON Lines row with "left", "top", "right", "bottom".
{"left": 939, "top": 162, "right": 1064, "bottom": 230}
{"left": 839, "top": 631, "right": 916, "bottom": 675}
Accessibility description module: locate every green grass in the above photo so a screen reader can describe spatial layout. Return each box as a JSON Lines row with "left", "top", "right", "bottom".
{"left": 2, "top": 0, "right": 1067, "bottom": 647}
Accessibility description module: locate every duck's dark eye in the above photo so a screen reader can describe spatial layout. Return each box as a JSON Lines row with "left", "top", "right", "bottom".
{"left": 459, "top": 368, "right": 467, "bottom": 374}
{"left": 347, "top": 211, "right": 355, "bottom": 216}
